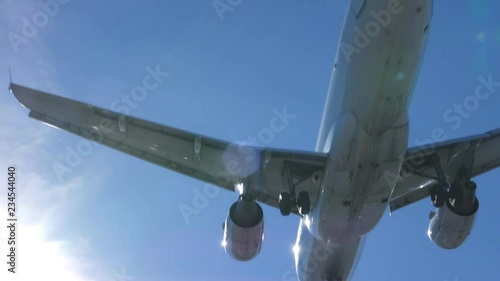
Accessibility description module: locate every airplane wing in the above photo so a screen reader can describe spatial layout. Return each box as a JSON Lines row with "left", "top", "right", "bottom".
{"left": 389, "top": 129, "right": 500, "bottom": 212}
{"left": 9, "top": 83, "right": 327, "bottom": 214}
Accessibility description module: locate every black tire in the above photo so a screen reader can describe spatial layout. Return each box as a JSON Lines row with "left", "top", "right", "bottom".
{"left": 430, "top": 186, "right": 446, "bottom": 208}
{"left": 279, "top": 192, "right": 292, "bottom": 216}
{"left": 297, "top": 191, "right": 311, "bottom": 215}
{"left": 448, "top": 183, "right": 464, "bottom": 206}
{"left": 465, "top": 181, "right": 477, "bottom": 191}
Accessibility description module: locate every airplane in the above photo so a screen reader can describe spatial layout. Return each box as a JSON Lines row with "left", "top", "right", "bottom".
{"left": 8, "top": 0, "right": 500, "bottom": 280}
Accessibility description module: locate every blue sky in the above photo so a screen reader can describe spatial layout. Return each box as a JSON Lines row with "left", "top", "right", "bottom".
{"left": 1, "top": 0, "right": 499, "bottom": 280}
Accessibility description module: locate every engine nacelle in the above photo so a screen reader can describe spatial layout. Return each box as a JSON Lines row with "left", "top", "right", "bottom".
{"left": 428, "top": 194, "right": 479, "bottom": 249}
{"left": 222, "top": 194, "right": 264, "bottom": 261}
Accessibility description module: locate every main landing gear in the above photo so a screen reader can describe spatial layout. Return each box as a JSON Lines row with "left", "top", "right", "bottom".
{"left": 279, "top": 162, "right": 311, "bottom": 216}
{"left": 427, "top": 154, "right": 476, "bottom": 208}
{"left": 279, "top": 191, "right": 310, "bottom": 216}
{"left": 430, "top": 184, "right": 446, "bottom": 208}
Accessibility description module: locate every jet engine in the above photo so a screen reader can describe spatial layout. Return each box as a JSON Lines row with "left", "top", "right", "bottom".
{"left": 427, "top": 182, "right": 479, "bottom": 249}
{"left": 222, "top": 194, "right": 264, "bottom": 261}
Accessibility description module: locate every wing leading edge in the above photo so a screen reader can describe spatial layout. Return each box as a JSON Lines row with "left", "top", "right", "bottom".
{"left": 11, "top": 83, "right": 500, "bottom": 215}
{"left": 9, "top": 83, "right": 327, "bottom": 214}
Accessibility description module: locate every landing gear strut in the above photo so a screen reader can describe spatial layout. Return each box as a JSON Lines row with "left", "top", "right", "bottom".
{"left": 426, "top": 153, "right": 475, "bottom": 208}
{"left": 297, "top": 191, "right": 311, "bottom": 215}
{"left": 427, "top": 154, "right": 449, "bottom": 208}
{"left": 279, "top": 162, "right": 311, "bottom": 216}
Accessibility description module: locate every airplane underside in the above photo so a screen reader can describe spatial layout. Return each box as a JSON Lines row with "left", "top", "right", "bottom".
{"left": 294, "top": 0, "right": 433, "bottom": 279}
{"left": 10, "top": 0, "right": 500, "bottom": 280}
{"left": 294, "top": 220, "right": 364, "bottom": 281}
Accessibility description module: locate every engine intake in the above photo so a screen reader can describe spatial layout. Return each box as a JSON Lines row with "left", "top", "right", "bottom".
{"left": 222, "top": 194, "right": 264, "bottom": 261}
{"left": 427, "top": 184, "right": 479, "bottom": 249}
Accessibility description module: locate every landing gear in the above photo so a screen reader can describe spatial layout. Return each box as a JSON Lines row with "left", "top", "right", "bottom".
{"left": 448, "top": 183, "right": 464, "bottom": 206}
{"left": 430, "top": 184, "right": 446, "bottom": 208}
{"left": 279, "top": 191, "right": 311, "bottom": 216}
{"left": 465, "top": 181, "right": 477, "bottom": 191}
{"left": 297, "top": 191, "right": 310, "bottom": 215}
{"left": 279, "top": 162, "right": 311, "bottom": 216}
{"left": 427, "top": 154, "right": 451, "bottom": 208}
{"left": 279, "top": 192, "right": 292, "bottom": 216}
{"left": 426, "top": 153, "right": 476, "bottom": 208}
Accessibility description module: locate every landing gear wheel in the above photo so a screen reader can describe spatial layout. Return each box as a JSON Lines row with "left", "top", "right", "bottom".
{"left": 279, "top": 192, "right": 292, "bottom": 216}
{"left": 448, "top": 183, "right": 464, "bottom": 206}
{"left": 430, "top": 185, "right": 446, "bottom": 208}
{"left": 465, "top": 181, "right": 477, "bottom": 191}
{"left": 297, "top": 191, "right": 310, "bottom": 215}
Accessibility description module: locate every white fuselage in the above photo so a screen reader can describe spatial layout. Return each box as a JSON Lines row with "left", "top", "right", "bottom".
{"left": 294, "top": 1, "right": 433, "bottom": 280}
